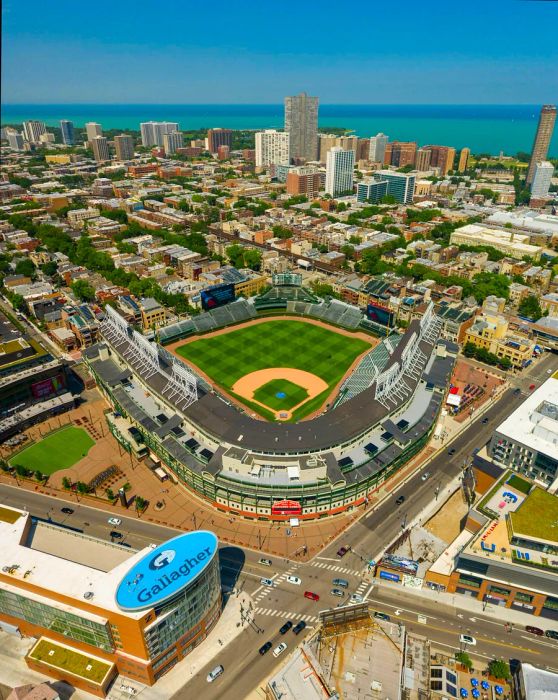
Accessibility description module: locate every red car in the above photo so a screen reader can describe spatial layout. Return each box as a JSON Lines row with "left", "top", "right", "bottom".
{"left": 526, "top": 626, "right": 544, "bottom": 636}
{"left": 337, "top": 545, "right": 350, "bottom": 558}
{"left": 304, "top": 591, "right": 320, "bottom": 601}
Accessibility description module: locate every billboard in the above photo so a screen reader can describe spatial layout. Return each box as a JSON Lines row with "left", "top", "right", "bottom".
{"left": 379, "top": 554, "right": 418, "bottom": 575}
{"left": 200, "top": 283, "right": 235, "bottom": 311}
{"left": 366, "top": 302, "right": 394, "bottom": 328}
{"left": 116, "top": 531, "right": 218, "bottom": 611}
{"left": 271, "top": 499, "right": 302, "bottom": 516}
{"left": 380, "top": 571, "right": 400, "bottom": 582}
{"left": 31, "top": 375, "right": 63, "bottom": 400}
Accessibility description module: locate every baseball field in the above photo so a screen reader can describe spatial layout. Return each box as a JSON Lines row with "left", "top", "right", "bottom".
{"left": 174, "top": 319, "right": 372, "bottom": 421}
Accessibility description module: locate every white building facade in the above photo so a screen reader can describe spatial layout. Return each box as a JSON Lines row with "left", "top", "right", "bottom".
{"left": 325, "top": 147, "right": 355, "bottom": 197}
{"left": 531, "top": 161, "right": 555, "bottom": 198}
{"left": 140, "top": 122, "right": 180, "bottom": 147}
{"left": 255, "top": 130, "right": 290, "bottom": 167}
{"left": 369, "top": 133, "right": 389, "bottom": 163}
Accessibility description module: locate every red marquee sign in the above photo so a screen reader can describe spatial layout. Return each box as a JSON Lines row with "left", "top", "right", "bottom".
{"left": 271, "top": 499, "right": 302, "bottom": 516}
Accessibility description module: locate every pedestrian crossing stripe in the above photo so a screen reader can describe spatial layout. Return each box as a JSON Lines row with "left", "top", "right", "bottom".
{"left": 254, "top": 607, "right": 318, "bottom": 623}
{"left": 311, "top": 562, "right": 360, "bottom": 576}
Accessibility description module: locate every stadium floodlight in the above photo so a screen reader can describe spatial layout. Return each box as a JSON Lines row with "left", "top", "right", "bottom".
{"left": 162, "top": 361, "right": 198, "bottom": 409}
{"left": 123, "top": 330, "right": 160, "bottom": 378}
{"left": 375, "top": 362, "right": 411, "bottom": 408}
{"left": 100, "top": 305, "right": 129, "bottom": 347}
{"left": 420, "top": 302, "right": 443, "bottom": 344}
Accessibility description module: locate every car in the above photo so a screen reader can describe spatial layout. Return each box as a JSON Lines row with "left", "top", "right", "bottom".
{"left": 287, "top": 575, "right": 301, "bottom": 585}
{"left": 526, "top": 626, "right": 544, "bottom": 636}
{"left": 279, "top": 621, "right": 293, "bottom": 634}
{"left": 293, "top": 620, "right": 307, "bottom": 635}
{"left": 395, "top": 495, "right": 405, "bottom": 506}
{"left": 459, "top": 634, "right": 476, "bottom": 646}
{"left": 421, "top": 472, "right": 430, "bottom": 481}
{"left": 61, "top": 507, "right": 74, "bottom": 515}
{"left": 350, "top": 593, "right": 364, "bottom": 604}
{"left": 514, "top": 387, "right": 521, "bottom": 395}
{"left": 206, "top": 665, "right": 224, "bottom": 683}
{"left": 332, "top": 578, "right": 349, "bottom": 588}
{"left": 482, "top": 417, "right": 489, "bottom": 424}
{"left": 110, "top": 530, "right": 123, "bottom": 539}
{"left": 107, "top": 517, "right": 121, "bottom": 526}
{"left": 259, "top": 642, "right": 272, "bottom": 656}
{"left": 448, "top": 448, "right": 456, "bottom": 456}
{"left": 331, "top": 588, "right": 344, "bottom": 597}
{"left": 547, "top": 369, "right": 553, "bottom": 374}
{"left": 337, "top": 545, "right": 350, "bottom": 557}
{"left": 304, "top": 591, "right": 320, "bottom": 601}
{"left": 259, "top": 558, "right": 272, "bottom": 566}
{"left": 260, "top": 578, "right": 274, "bottom": 587}
{"left": 273, "top": 642, "right": 287, "bottom": 658}
{"left": 374, "top": 612, "right": 390, "bottom": 622}
{"left": 545, "top": 630, "right": 558, "bottom": 640}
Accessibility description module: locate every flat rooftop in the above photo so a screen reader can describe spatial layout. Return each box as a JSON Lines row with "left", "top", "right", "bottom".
{"left": 508, "top": 487, "right": 558, "bottom": 544}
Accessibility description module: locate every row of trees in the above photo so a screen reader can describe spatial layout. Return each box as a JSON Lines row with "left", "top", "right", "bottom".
{"left": 463, "top": 342, "right": 512, "bottom": 369}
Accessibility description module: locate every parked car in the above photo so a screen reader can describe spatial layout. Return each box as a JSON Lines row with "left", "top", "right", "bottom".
{"left": 293, "top": 620, "right": 307, "bottom": 635}
{"left": 110, "top": 531, "right": 123, "bottom": 539}
{"left": 332, "top": 578, "right": 349, "bottom": 589}
{"left": 421, "top": 472, "right": 430, "bottom": 481}
{"left": 459, "top": 634, "right": 476, "bottom": 646}
{"left": 350, "top": 593, "right": 364, "bottom": 604}
{"left": 374, "top": 612, "right": 390, "bottom": 622}
{"left": 526, "top": 626, "right": 544, "bottom": 636}
{"left": 279, "top": 621, "right": 293, "bottom": 634}
{"left": 108, "top": 517, "right": 121, "bottom": 526}
{"left": 331, "top": 588, "right": 344, "bottom": 597}
{"left": 287, "top": 575, "right": 301, "bottom": 585}
{"left": 61, "top": 507, "right": 74, "bottom": 515}
{"left": 395, "top": 495, "right": 405, "bottom": 506}
{"left": 482, "top": 417, "right": 489, "bottom": 424}
{"left": 545, "top": 630, "right": 558, "bottom": 640}
{"left": 259, "top": 642, "right": 272, "bottom": 656}
{"left": 259, "top": 558, "right": 272, "bottom": 566}
{"left": 206, "top": 665, "right": 224, "bottom": 683}
{"left": 337, "top": 545, "right": 350, "bottom": 557}
{"left": 304, "top": 591, "right": 320, "bottom": 601}
{"left": 448, "top": 448, "right": 456, "bottom": 456}
{"left": 260, "top": 578, "right": 274, "bottom": 587}
{"left": 273, "top": 642, "right": 287, "bottom": 658}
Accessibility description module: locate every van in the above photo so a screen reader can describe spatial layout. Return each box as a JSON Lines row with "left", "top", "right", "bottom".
{"left": 332, "top": 578, "right": 349, "bottom": 589}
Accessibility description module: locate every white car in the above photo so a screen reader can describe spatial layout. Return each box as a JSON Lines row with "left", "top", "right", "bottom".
{"left": 206, "top": 665, "right": 224, "bottom": 683}
{"left": 350, "top": 593, "right": 364, "bottom": 604}
{"left": 421, "top": 472, "right": 430, "bottom": 481}
{"left": 259, "top": 558, "right": 272, "bottom": 566}
{"left": 108, "top": 517, "right": 122, "bottom": 526}
{"left": 459, "top": 634, "right": 476, "bottom": 646}
{"left": 273, "top": 642, "right": 287, "bottom": 658}
{"left": 286, "top": 575, "right": 302, "bottom": 585}
{"left": 260, "top": 578, "right": 274, "bottom": 587}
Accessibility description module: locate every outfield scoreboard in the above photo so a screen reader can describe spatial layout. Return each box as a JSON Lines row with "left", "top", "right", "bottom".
{"left": 366, "top": 302, "right": 395, "bottom": 328}
{"left": 201, "top": 283, "right": 235, "bottom": 311}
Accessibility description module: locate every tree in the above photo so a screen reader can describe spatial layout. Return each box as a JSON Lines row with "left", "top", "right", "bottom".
{"left": 62, "top": 476, "right": 71, "bottom": 489}
{"left": 41, "top": 260, "right": 58, "bottom": 277}
{"left": 135, "top": 496, "right": 148, "bottom": 513}
{"left": 518, "top": 295, "right": 543, "bottom": 321}
{"left": 15, "top": 258, "right": 36, "bottom": 278}
{"left": 309, "top": 281, "right": 340, "bottom": 299}
{"left": 72, "top": 279, "right": 96, "bottom": 302}
{"left": 34, "top": 470, "right": 44, "bottom": 481}
{"left": 76, "top": 481, "right": 90, "bottom": 495}
{"left": 15, "top": 464, "right": 29, "bottom": 477}
{"left": 106, "top": 488, "right": 115, "bottom": 501}
{"left": 272, "top": 225, "right": 293, "bottom": 240}
{"left": 488, "top": 660, "right": 510, "bottom": 680}
{"left": 463, "top": 342, "right": 477, "bottom": 358}
{"left": 455, "top": 651, "right": 473, "bottom": 671}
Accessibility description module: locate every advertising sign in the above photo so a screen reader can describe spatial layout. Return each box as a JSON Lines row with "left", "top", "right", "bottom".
{"left": 31, "top": 375, "right": 63, "bottom": 399}
{"left": 200, "top": 283, "right": 235, "bottom": 311}
{"left": 271, "top": 500, "right": 302, "bottom": 516}
{"left": 379, "top": 554, "right": 418, "bottom": 575}
{"left": 366, "top": 303, "right": 395, "bottom": 328}
{"left": 116, "top": 531, "right": 218, "bottom": 611}
{"left": 380, "top": 571, "right": 400, "bottom": 582}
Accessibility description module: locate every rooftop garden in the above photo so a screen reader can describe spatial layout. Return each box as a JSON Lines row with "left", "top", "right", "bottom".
{"left": 29, "top": 638, "right": 113, "bottom": 685}
{"left": 508, "top": 487, "right": 558, "bottom": 543}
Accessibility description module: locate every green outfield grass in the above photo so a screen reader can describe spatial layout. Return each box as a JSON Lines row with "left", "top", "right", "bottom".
{"left": 9, "top": 426, "right": 95, "bottom": 475}
{"left": 176, "top": 320, "right": 371, "bottom": 420}
{"left": 253, "top": 378, "right": 309, "bottom": 412}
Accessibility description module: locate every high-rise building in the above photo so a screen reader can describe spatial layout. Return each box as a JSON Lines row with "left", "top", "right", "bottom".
{"left": 422, "top": 145, "right": 456, "bottom": 175}
{"left": 375, "top": 170, "right": 416, "bottom": 204}
{"left": 286, "top": 166, "right": 322, "bottom": 197}
{"left": 255, "top": 130, "right": 290, "bottom": 167}
{"left": 114, "top": 134, "right": 135, "bottom": 161}
{"left": 369, "top": 133, "right": 389, "bottom": 163}
{"left": 91, "top": 136, "right": 110, "bottom": 162}
{"left": 207, "top": 128, "right": 233, "bottom": 154}
{"left": 383, "top": 141, "right": 417, "bottom": 168}
{"left": 357, "top": 179, "right": 389, "bottom": 204}
{"left": 357, "top": 138, "right": 371, "bottom": 161}
{"left": 458, "top": 148, "right": 470, "bottom": 173}
{"left": 22, "top": 120, "right": 46, "bottom": 144}
{"left": 60, "top": 120, "right": 75, "bottom": 145}
{"left": 530, "top": 161, "right": 554, "bottom": 198}
{"left": 526, "top": 105, "right": 557, "bottom": 185}
{"left": 415, "top": 148, "right": 432, "bottom": 171}
{"left": 6, "top": 129, "right": 24, "bottom": 151}
{"left": 39, "top": 133, "right": 55, "bottom": 144}
{"left": 85, "top": 122, "right": 103, "bottom": 142}
{"left": 140, "top": 122, "right": 180, "bottom": 147}
{"left": 318, "top": 134, "right": 358, "bottom": 163}
{"left": 163, "top": 131, "right": 184, "bottom": 155}
{"left": 217, "top": 145, "right": 230, "bottom": 160}
{"left": 284, "top": 92, "right": 319, "bottom": 163}
{"left": 325, "top": 147, "right": 355, "bottom": 197}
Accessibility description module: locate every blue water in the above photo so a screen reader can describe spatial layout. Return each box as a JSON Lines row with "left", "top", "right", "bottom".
{"left": 2, "top": 104, "right": 557, "bottom": 156}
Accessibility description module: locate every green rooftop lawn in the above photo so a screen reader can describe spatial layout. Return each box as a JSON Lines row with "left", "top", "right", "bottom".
{"left": 9, "top": 426, "right": 95, "bottom": 475}
{"left": 0, "top": 506, "right": 22, "bottom": 524}
{"left": 30, "top": 639, "right": 112, "bottom": 684}
{"left": 509, "top": 487, "right": 558, "bottom": 542}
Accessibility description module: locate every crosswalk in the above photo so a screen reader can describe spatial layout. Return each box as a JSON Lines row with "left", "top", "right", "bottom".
{"left": 311, "top": 561, "right": 362, "bottom": 576}
{"left": 254, "top": 607, "right": 319, "bottom": 624}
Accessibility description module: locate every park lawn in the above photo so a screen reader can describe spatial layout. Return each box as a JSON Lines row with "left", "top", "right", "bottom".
{"left": 253, "top": 378, "right": 309, "bottom": 412}
{"left": 9, "top": 426, "right": 95, "bottom": 475}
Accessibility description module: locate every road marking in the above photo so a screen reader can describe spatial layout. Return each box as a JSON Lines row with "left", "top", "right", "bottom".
{"left": 362, "top": 583, "right": 375, "bottom": 602}
{"left": 316, "top": 557, "right": 343, "bottom": 562}
{"left": 520, "top": 636, "right": 558, "bottom": 649}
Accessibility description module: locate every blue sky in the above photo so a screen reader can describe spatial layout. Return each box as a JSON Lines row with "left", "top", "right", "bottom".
{"left": 3, "top": 0, "right": 558, "bottom": 103}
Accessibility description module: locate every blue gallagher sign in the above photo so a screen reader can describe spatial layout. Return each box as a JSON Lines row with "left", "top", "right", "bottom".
{"left": 116, "top": 531, "right": 218, "bottom": 611}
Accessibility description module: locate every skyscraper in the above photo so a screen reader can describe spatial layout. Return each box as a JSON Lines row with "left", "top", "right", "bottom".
{"left": 6, "top": 129, "right": 24, "bottom": 151}
{"left": 60, "top": 120, "right": 75, "bottom": 146}
{"left": 207, "top": 128, "right": 233, "bottom": 154}
{"left": 286, "top": 166, "right": 322, "bottom": 197}
{"left": 369, "top": 133, "right": 389, "bottom": 163}
{"left": 91, "top": 136, "right": 110, "bottom": 162}
{"left": 325, "top": 147, "right": 355, "bottom": 197}
{"left": 284, "top": 92, "right": 319, "bottom": 163}
{"left": 422, "top": 145, "right": 456, "bottom": 175}
{"left": 163, "top": 131, "right": 184, "bottom": 155}
{"left": 85, "top": 122, "right": 103, "bottom": 142}
{"left": 114, "top": 134, "right": 135, "bottom": 161}
{"left": 374, "top": 171, "right": 416, "bottom": 204}
{"left": 415, "top": 148, "right": 432, "bottom": 171}
{"left": 526, "top": 105, "right": 557, "bottom": 185}
{"left": 383, "top": 141, "right": 417, "bottom": 168}
{"left": 255, "top": 130, "right": 290, "bottom": 167}
{"left": 140, "top": 122, "right": 179, "bottom": 148}
{"left": 458, "top": 148, "right": 470, "bottom": 173}
{"left": 530, "top": 161, "right": 554, "bottom": 198}
{"left": 22, "top": 120, "right": 46, "bottom": 144}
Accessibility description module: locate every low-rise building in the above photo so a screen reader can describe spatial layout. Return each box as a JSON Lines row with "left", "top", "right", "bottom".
{"left": 139, "top": 297, "right": 166, "bottom": 330}
{"left": 464, "top": 313, "right": 534, "bottom": 369}
{"left": 450, "top": 224, "right": 543, "bottom": 261}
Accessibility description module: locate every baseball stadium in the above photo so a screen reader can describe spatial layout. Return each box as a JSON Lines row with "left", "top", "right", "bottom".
{"left": 84, "top": 275, "right": 457, "bottom": 520}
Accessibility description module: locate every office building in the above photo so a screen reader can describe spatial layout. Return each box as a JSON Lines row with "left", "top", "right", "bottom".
{"left": 284, "top": 92, "right": 319, "bottom": 163}
{"left": 356, "top": 138, "right": 370, "bottom": 161}
{"left": 415, "top": 148, "right": 432, "bottom": 171}
{"left": 162, "top": 131, "right": 184, "bottom": 156}
{"left": 0, "top": 508, "right": 222, "bottom": 689}
{"left": 255, "top": 129, "right": 290, "bottom": 167}
{"left": 526, "top": 105, "right": 557, "bottom": 185}
{"left": 450, "top": 224, "right": 542, "bottom": 260}
{"left": 356, "top": 179, "right": 389, "bottom": 204}
{"left": 458, "top": 147, "right": 470, "bottom": 173}
{"left": 140, "top": 122, "right": 180, "bottom": 148}
{"left": 318, "top": 134, "right": 359, "bottom": 162}
{"left": 286, "top": 166, "right": 322, "bottom": 197}
{"left": 6, "top": 129, "right": 24, "bottom": 151}
{"left": 91, "top": 136, "right": 110, "bottom": 163}
{"left": 368, "top": 133, "right": 389, "bottom": 163}
{"left": 60, "top": 120, "right": 75, "bottom": 146}
{"left": 207, "top": 128, "right": 232, "bottom": 154}
{"left": 383, "top": 141, "right": 417, "bottom": 168}
{"left": 463, "top": 312, "right": 535, "bottom": 371}
{"left": 325, "top": 147, "right": 354, "bottom": 197}
{"left": 22, "top": 120, "right": 46, "bottom": 144}
{"left": 85, "top": 122, "right": 103, "bottom": 142}
{"left": 114, "top": 134, "right": 134, "bottom": 161}
{"left": 530, "top": 161, "right": 554, "bottom": 198}
{"left": 422, "top": 145, "right": 456, "bottom": 176}
{"left": 374, "top": 170, "right": 415, "bottom": 204}
{"left": 217, "top": 144, "right": 230, "bottom": 160}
